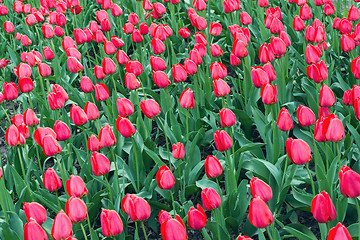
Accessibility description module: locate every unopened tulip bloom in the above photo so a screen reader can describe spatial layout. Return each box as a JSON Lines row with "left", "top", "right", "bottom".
{"left": 121, "top": 194, "right": 151, "bottom": 221}
{"left": 188, "top": 204, "right": 207, "bottom": 230}
{"left": 319, "top": 84, "right": 335, "bottom": 107}
{"left": 286, "top": 138, "right": 312, "bottom": 165}
{"left": 65, "top": 197, "right": 88, "bottom": 223}
{"left": 210, "top": 62, "right": 227, "bottom": 80}
{"left": 95, "top": 83, "right": 110, "bottom": 101}
{"left": 219, "top": 108, "right": 236, "bottom": 127}
{"left": 117, "top": 98, "right": 134, "bottom": 117}
{"left": 214, "top": 130, "right": 233, "bottom": 152}
{"left": 178, "top": 27, "right": 190, "bottom": 38}
{"left": 237, "top": 236, "right": 253, "bottom": 240}
{"left": 84, "top": 102, "right": 100, "bottom": 120}
{"left": 117, "top": 50, "right": 130, "bottom": 65}
{"left": 297, "top": 105, "right": 316, "bottom": 127}
{"left": 125, "top": 73, "right": 140, "bottom": 90}
{"left": 156, "top": 165, "right": 175, "bottom": 190}
{"left": 311, "top": 191, "right": 336, "bottom": 223}
{"left": 153, "top": 70, "right": 171, "bottom": 88}
{"left": 43, "top": 135, "right": 62, "bottom": 157}
{"left": 66, "top": 175, "right": 88, "bottom": 198}
{"left": 172, "top": 142, "right": 185, "bottom": 159}
{"left": 322, "top": 114, "right": 344, "bottom": 142}
{"left": 172, "top": 63, "right": 187, "bottom": 83}
{"left": 211, "top": 44, "right": 224, "bottom": 57}
{"left": 150, "top": 56, "right": 166, "bottom": 71}
{"left": 213, "top": 79, "right": 230, "bottom": 97}
{"left": 307, "top": 61, "right": 328, "bottom": 83}
{"left": 259, "top": 43, "right": 274, "bottom": 63}
{"left": 99, "top": 124, "right": 116, "bottom": 147}
{"left": 70, "top": 105, "right": 88, "bottom": 126}
{"left": 339, "top": 18, "right": 353, "bottom": 34}
{"left": 348, "top": 5, "right": 360, "bottom": 21}
{"left": 23, "top": 202, "right": 47, "bottom": 225}
{"left": 240, "top": 11, "right": 252, "bottom": 25}
{"left": 116, "top": 116, "right": 136, "bottom": 138}
{"left": 250, "top": 177, "right": 273, "bottom": 202}
{"left": 5, "top": 124, "right": 21, "bottom": 146}
{"left": 293, "top": 15, "right": 305, "bottom": 31}
{"left": 43, "top": 168, "right": 62, "bottom": 192}
{"left": 51, "top": 210, "right": 73, "bottom": 240}
{"left": 90, "top": 151, "right": 111, "bottom": 176}
{"left": 140, "top": 99, "right": 161, "bottom": 119}
{"left": 251, "top": 66, "right": 269, "bottom": 88}
{"left": 125, "top": 60, "right": 143, "bottom": 76}
{"left": 104, "top": 40, "right": 117, "bottom": 55}
{"left": 24, "top": 109, "right": 39, "bottom": 126}
{"left": 102, "top": 57, "right": 116, "bottom": 75}
{"left": 101, "top": 209, "right": 123, "bottom": 237}
{"left": 249, "top": 196, "right": 274, "bottom": 228}
{"left": 277, "top": 107, "right": 293, "bottom": 131}
{"left": 327, "top": 223, "right": 352, "bottom": 240}
{"left": 204, "top": 155, "right": 223, "bottom": 178}
{"left": 179, "top": 88, "right": 195, "bottom": 109}
{"left": 87, "top": 135, "right": 101, "bottom": 152}
{"left": 18, "top": 77, "right": 34, "bottom": 93}
{"left": 67, "top": 57, "right": 83, "bottom": 73}
{"left": 3, "top": 82, "right": 18, "bottom": 100}
{"left": 341, "top": 34, "right": 355, "bottom": 52}
{"left": 209, "top": 22, "right": 222, "bottom": 36}
{"left": 201, "top": 187, "right": 221, "bottom": 210}
{"left": 160, "top": 212, "right": 188, "bottom": 240}
{"left": 24, "top": 218, "right": 48, "bottom": 240}
{"left": 339, "top": 165, "right": 360, "bottom": 198}
{"left": 232, "top": 39, "right": 248, "bottom": 59}
{"left": 53, "top": 121, "right": 71, "bottom": 141}
{"left": 261, "top": 83, "right": 277, "bottom": 104}
{"left": 305, "top": 44, "right": 321, "bottom": 64}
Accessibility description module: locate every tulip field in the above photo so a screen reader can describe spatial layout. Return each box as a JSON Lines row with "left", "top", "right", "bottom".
{"left": 1, "top": 0, "right": 360, "bottom": 239}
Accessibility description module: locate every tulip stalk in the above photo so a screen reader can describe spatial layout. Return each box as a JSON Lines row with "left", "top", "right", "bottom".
{"left": 104, "top": 175, "right": 113, "bottom": 202}
{"left": 141, "top": 221, "right": 149, "bottom": 240}
{"left": 0, "top": 105, "right": 11, "bottom": 124}
{"left": 110, "top": 148, "right": 121, "bottom": 195}
{"left": 55, "top": 155, "right": 68, "bottom": 197}
{"left": 170, "top": 190, "right": 176, "bottom": 217}
{"left": 355, "top": 197, "right": 360, "bottom": 240}
{"left": 55, "top": 190, "right": 62, "bottom": 210}
{"left": 305, "top": 163, "right": 316, "bottom": 196}
{"left": 131, "top": 137, "right": 140, "bottom": 191}
{"left": 17, "top": 147, "right": 27, "bottom": 182}
{"left": 213, "top": 209, "right": 221, "bottom": 240}
{"left": 80, "top": 222, "right": 88, "bottom": 240}
{"left": 337, "top": 142, "right": 341, "bottom": 171}
{"left": 0, "top": 179, "right": 8, "bottom": 223}
{"left": 266, "top": 226, "right": 274, "bottom": 240}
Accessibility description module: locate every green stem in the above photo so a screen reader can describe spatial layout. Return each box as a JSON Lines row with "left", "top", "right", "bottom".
{"left": 104, "top": 175, "right": 113, "bottom": 202}
{"left": 141, "top": 221, "right": 148, "bottom": 240}
{"left": 110, "top": 148, "right": 120, "bottom": 194}
{"left": 306, "top": 163, "right": 316, "bottom": 196}
{"left": 17, "top": 147, "right": 26, "bottom": 181}
{"left": 170, "top": 190, "right": 176, "bottom": 217}
{"left": 131, "top": 137, "right": 140, "bottom": 191}
{"left": 157, "top": 117, "right": 171, "bottom": 163}
{"left": 324, "top": 142, "right": 329, "bottom": 172}
{"left": 28, "top": 92, "right": 33, "bottom": 109}
{"left": 216, "top": 178, "right": 223, "bottom": 216}
{"left": 80, "top": 222, "right": 88, "bottom": 240}
{"left": 65, "top": 141, "right": 74, "bottom": 173}
{"left": 354, "top": 197, "right": 360, "bottom": 240}
{"left": 267, "top": 226, "right": 274, "bottom": 240}
{"left": 1, "top": 105, "right": 11, "bottom": 124}
{"left": 55, "top": 191, "right": 62, "bottom": 210}
{"left": 277, "top": 156, "right": 288, "bottom": 203}
{"left": 337, "top": 142, "right": 341, "bottom": 171}
{"left": 111, "top": 75, "right": 118, "bottom": 94}
{"left": 0, "top": 179, "right": 8, "bottom": 222}
{"left": 55, "top": 155, "right": 68, "bottom": 198}
{"left": 213, "top": 210, "right": 221, "bottom": 240}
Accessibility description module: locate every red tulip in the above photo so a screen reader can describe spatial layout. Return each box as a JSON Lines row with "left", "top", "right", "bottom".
{"left": 339, "top": 18, "right": 353, "bottom": 34}
{"left": 219, "top": 108, "right": 236, "bottom": 127}
{"left": 116, "top": 116, "right": 136, "bottom": 138}
{"left": 172, "top": 142, "right": 185, "bottom": 159}
{"left": 339, "top": 165, "right": 360, "bottom": 198}
{"left": 139, "top": 23, "right": 149, "bottom": 35}
{"left": 232, "top": 39, "right": 248, "bottom": 59}
{"left": 201, "top": 187, "right": 221, "bottom": 210}
{"left": 188, "top": 204, "right": 207, "bottom": 230}
{"left": 209, "top": 22, "right": 222, "bottom": 36}
{"left": 322, "top": 114, "right": 344, "bottom": 142}
{"left": 297, "top": 105, "right": 315, "bottom": 127}
{"left": 111, "top": 36, "right": 124, "bottom": 48}
{"left": 34, "top": 127, "right": 57, "bottom": 148}
{"left": 213, "top": 78, "right": 230, "bottom": 97}
{"left": 125, "top": 60, "right": 143, "bottom": 76}
{"left": 160, "top": 212, "right": 188, "bottom": 240}
{"left": 121, "top": 194, "right": 151, "bottom": 221}
{"left": 237, "top": 236, "right": 253, "bottom": 240}
{"left": 341, "top": 34, "right": 355, "bottom": 52}
{"left": 249, "top": 196, "right": 274, "bottom": 228}
{"left": 214, "top": 130, "right": 232, "bottom": 152}
{"left": 179, "top": 88, "right": 195, "bottom": 109}
{"left": 261, "top": 83, "right": 277, "bottom": 105}
{"left": 140, "top": 99, "right": 161, "bottom": 119}
{"left": 204, "top": 155, "right": 223, "bottom": 178}
{"left": 125, "top": 73, "right": 140, "bottom": 90}
{"left": 87, "top": 135, "right": 101, "bottom": 152}
{"left": 190, "top": 48, "right": 203, "bottom": 65}
{"left": 43, "top": 168, "right": 62, "bottom": 192}
{"left": 156, "top": 165, "right": 175, "bottom": 190}
{"left": 117, "top": 50, "right": 130, "bottom": 65}
{"left": 211, "top": 44, "right": 223, "bottom": 57}
{"left": 319, "top": 84, "right": 335, "bottom": 107}
{"left": 67, "top": 57, "right": 83, "bottom": 73}
{"left": 311, "top": 191, "right": 336, "bottom": 223}
{"left": 327, "top": 223, "right": 352, "bottom": 240}
{"left": 250, "top": 177, "right": 273, "bottom": 202}
{"left": 99, "top": 124, "right": 116, "bottom": 147}
{"left": 307, "top": 61, "right": 328, "bottom": 83}
{"left": 66, "top": 175, "right": 88, "bottom": 198}
{"left": 80, "top": 76, "right": 94, "bottom": 93}
{"left": 70, "top": 105, "right": 88, "bottom": 126}
{"left": 269, "top": 36, "right": 287, "bottom": 57}
{"left": 150, "top": 56, "right": 167, "bottom": 71}
{"left": 277, "top": 107, "right": 293, "bottom": 131}
{"left": 293, "top": 15, "right": 305, "bottom": 31}
{"left": 90, "top": 151, "right": 111, "bottom": 176}
{"left": 104, "top": 40, "right": 117, "bottom": 55}
{"left": 3, "top": 82, "right": 18, "bottom": 100}
{"left": 23, "top": 202, "right": 47, "bottom": 225}
{"left": 286, "top": 138, "right": 312, "bottom": 165}
{"left": 43, "top": 135, "right": 62, "bottom": 157}
{"left": 251, "top": 66, "right": 269, "bottom": 88}
{"left": 24, "top": 218, "right": 48, "bottom": 240}
{"left": 259, "top": 43, "right": 274, "bottom": 63}
{"left": 51, "top": 210, "right": 73, "bottom": 240}
{"left": 101, "top": 209, "right": 123, "bottom": 237}
{"left": 172, "top": 63, "right": 187, "bottom": 83}
{"left": 240, "top": 11, "right": 252, "bottom": 25}
{"left": 84, "top": 102, "right": 100, "bottom": 120}
{"left": 24, "top": 108, "right": 39, "bottom": 126}
{"left": 53, "top": 120, "right": 71, "bottom": 141}
{"left": 348, "top": 5, "right": 359, "bottom": 21}
{"left": 300, "top": 3, "right": 312, "bottom": 20}
{"left": 153, "top": 70, "right": 171, "bottom": 88}
{"left": 48, "top": 92, "right": 65, "bottom": 110}
{"left": 178, "top": 27, "right": 190, "bottom": 38}
{"left": 210, "top": 61, "right": 227, "bottom": 80}
{"left": 65, "top": 197, "right": 88, "bottom": 223}
{"left": 18, "top": 77, "right": 33, "bottom": 93}
{"left": 5, "top": 124, "right": 21, "bottom": 146}
{"left": 117, "top": 97, "right": 134, "bottom": 117}
{"left": 184, "top": 58, "right": 198, "bottom": 75}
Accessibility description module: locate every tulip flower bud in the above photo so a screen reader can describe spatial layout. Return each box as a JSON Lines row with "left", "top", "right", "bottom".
{"left": 101, "top": 209, "right": 123, "bottom": 237}
{"left": 172, "top": 63, "right": 187, "bottom": 83}
{"left": 209, "top": 22, "right": 222, "bottom": 36}
{"left": 286, "top": 138, "right": 312, "bottom": 165}
{"left": 211, "top": 44, "right": 224, "bottom": 57}
{"left": 117, "top": 98, "right": 134, "bottom": 117}
{"left": 214, "top": 130, "right": 233, "bottom": 152}
{"left": 322, "top": 114, "right": 344, "bottom": 142}
{"left": 219, "top": 108, "right": 236, "bottom": 127}
{"left": 23, "top": 202, "right": 47, "bottom": 225}
{"left": 99, "top": 124, "right": 116, "bottom": 147}
{"left": 184, "top": 58, "right": 198, "bottom": 75}
{"left": 156, "top": 165, "right": 175, "bottom": 190}
{"left": 24, "top": 218, "right": 48, "bottom": 240}
{"left": 297, "top": 105, "right": 316, "bottom": 127}
{"left": 251, "top": 66, "right": 269, "bottom": 88}
{"left": 125, "top": 73, "right": 140, "bottom": 90}
{"left": 204, "top": 155, "right": 223, "bottom": 178}
{"left": 210, "top": 61, "right": 227, "bottom": 80}
{"left": 87, "top": 135, "right": 101, "bottom": 152}
{"left": 24, "top": 108, "right": 39, "bottom": 126}
{"left": 125, "top": 60, "right": 143, "bottom": 76}
{"left": 43, "top": 47, "right": 54, "bottom": 61}
{"left": 67, "top": 57, "right": 84, "bottom": 73}
{"left": 319, "top": 84, "right": 335, "bottom": 107}
{"left": 51, "top": 210, "right": 73, "bottom": 240}
{"left": 111, "top": 36, "right": 124, "bottom": 48}
{"left": 179, "top": 88, "right": 195, "bottom": 109}
{"left": 4, "top": 21, "right": 15, "bottom": 33}
{"left": 324, "top": 3, "right": 335, "bottom": 15}
{"left": 293, "top": 15, "right": 305, "bottom": 31}
{"left": 80, "top": 76, "right": 95, "bottom": 93}
{"left": 201, "top": 187, "right": 221, "bottom": 210}
{"left": 172, "top": 142, "right": 185, "bottom": 159}
{"left": 339, "top": 165, "right": 360, "bottom": 198}
{"left": 65, "top": 197, "right": 88, "bottom": 223}
{"left": 237, "top": 235, "right": 253, "bottom": 240}
{"left": 339, "top": 18, "right": 353, "bottom": 34}
{"left": 277, "top": 107, "right": 293, "bottom": 131}
{"left": 160, "top": 213, "right": 188, "bottom": 239}
{"left": 102, "top": 57, "right": 116, "bottom": 75}
{"left": 90, "top": 151, "right": 111, "bottom": 176}
{"left": 43, "top": 168, "right": 62, "bottom": 192}
{"left": 3, "top": 82, "right": 18, "bottom": 100}
{"left": 300, "top": 3, "right": 312, "bottom": 20}
{"left": 213, "top": 78, "right": 230, "bottom": 97}
{"left": 150, "top": 56, "right": 167, "bottom": 71}
{"left": 84, "top": 102, "right": 100, "bottom": 120}
{"left": 43, "top": 135, "right": 62, "bottom": 157}
{"left": 250, "top": 177, "right": 273, "bottom": 202}
{"left": 140, "top": 99, "right": 161, "bottom": 119}
{"left": 240, "top": 11, "right": 252, "bottom": 25}
{"left": 104, "top": 40, "right": 117, "bottom": 55}
{"left": 121, "top": 194, "right": 151, "bottom": 221}
{"left": 259, "top": 43, "right": 274, "bottom": 63}
{"left": 348, "top": 5, "right": 359, "bottom": 21}
{"left": 116, "top": 116, "right": 136, "bottom": 138}
{"left": 249, "top": 196, "right": 274, "bottom": 228}
{"left": 70, "top": 105, "right": 88, "bottom": 126}
{"left": 66, "top": 175, "right": 88, "bottom": 198}
{"left": 153, "top": 70, "right": 171, "bottom": 88}
{"left": 311, "top": 191, "right": 336, "bottom": 223}
{"left": 178, "top": 27, "right": 190, "bottom": 38}
{"left": 327, "top": 223, "right": 352, "bottom": 240}
{"left": 341, "top": 34, "right": 355, "bottom": 52}
{"left": 261, "top": 83, "right": 277, "bottom": 105}
{"left": 188, "top": 204, "right": 207, "bottom": 230}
